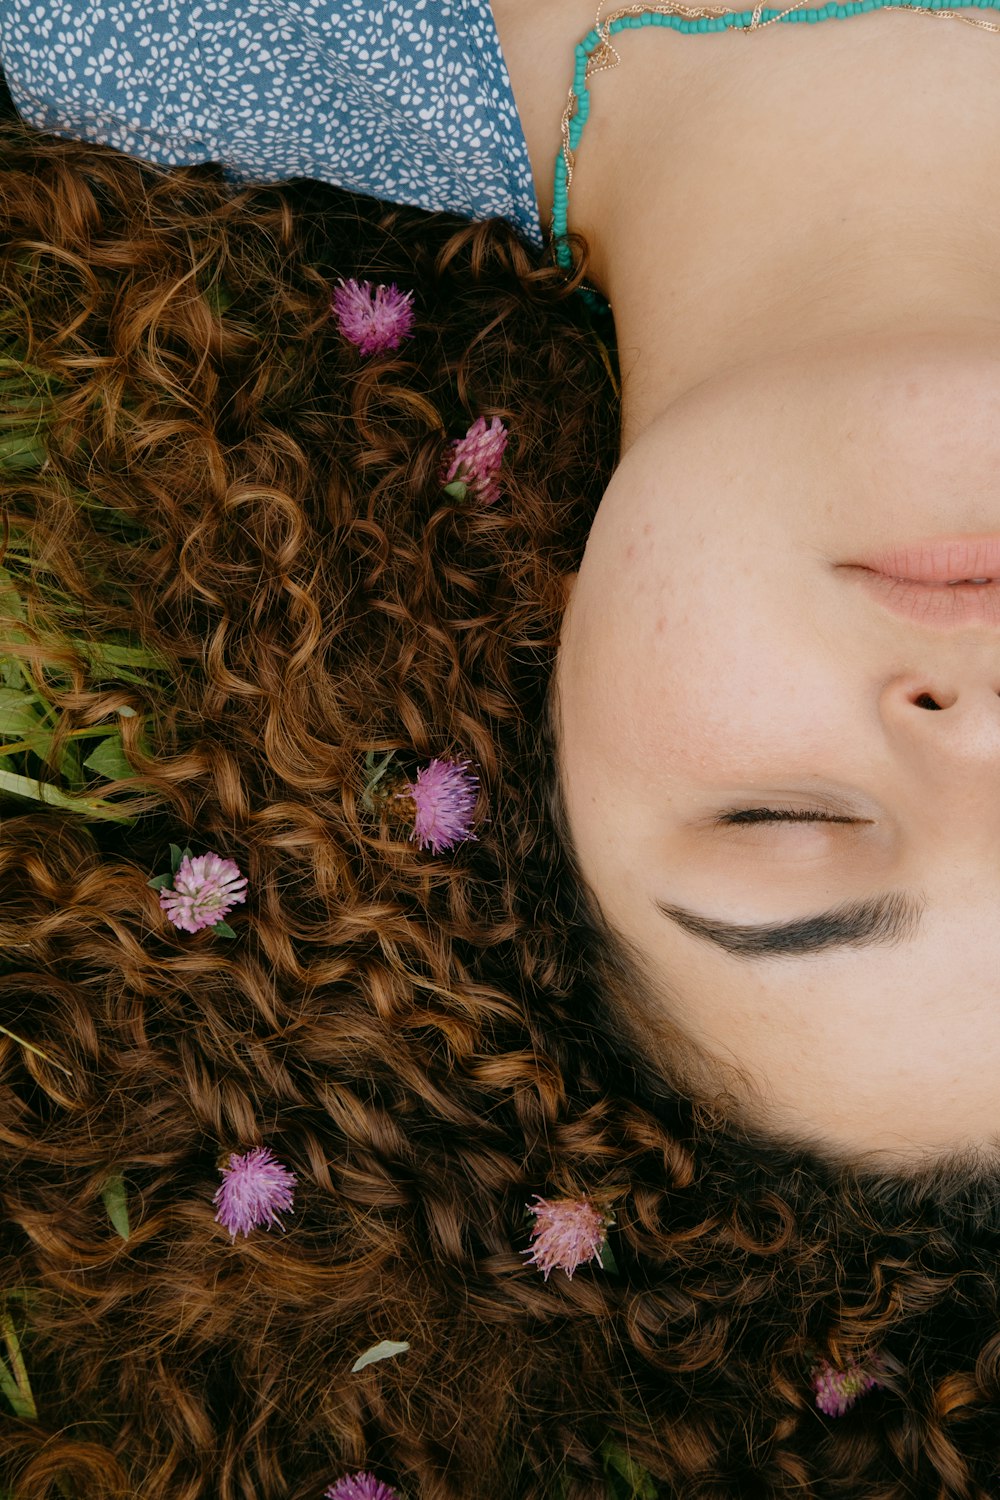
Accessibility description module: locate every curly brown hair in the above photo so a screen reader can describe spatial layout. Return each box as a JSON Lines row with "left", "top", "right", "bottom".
{"left": 2, "top": 101, "right": 1000, "bottom": 1500}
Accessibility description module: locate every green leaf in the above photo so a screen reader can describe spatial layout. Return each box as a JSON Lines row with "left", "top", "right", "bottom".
{"left": 0, "top": 688, "right": 43, "bottom": 740}
{"left": 599, "top": 1237, "right": 619, "bottom": 1276}
{"left": 0, "top": 728, "right": 53, "bottom": 765}
{"left": 361, "top": 750, "right": 396, "bottom": 809}
{"left": 83, "top": 733, "right": 133, "bottom": 781}
{"left": 0, "top": 566, "right": 27, "bottom": 621}
{"left": 56, "top": 737, "right": 83, "bottom": 787}
{"left": 100, "top": 1172, "right": 131, "bottom": 1242}
{"left": 0, "top": 658, "right": 24, "bottom": 690}
{"left": 350, "top": 1339, "right": 410, "bottom": 1374}
{"left": 79, "top": 641, "right": 168, "bottom": 671}
{"left": 601, "top": 1439, "right": 657, "bottom": 1500}
{"left": 85, "top": 663, "right": 164, "bottom": 690}
{"left": 146, "top": 873, "right": 172, "bottom": 891}
{"left": 442, "top": 481, "right": 469, "bottom": 501}
{"left": 203, "top": 281, "right": 236, "bottom": 317}
{"left": 0, "top": 432, "right": 47, "bottom": 472}
{"left": 169, "top": 845, "right": 187, "bottom": 875}
{"left": 210, "top": 920, "right": 237, "bottom": 939}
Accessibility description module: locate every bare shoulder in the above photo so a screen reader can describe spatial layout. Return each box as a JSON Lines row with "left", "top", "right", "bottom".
{"left": 488, "top": 0, "right": 597, "bottom": 229}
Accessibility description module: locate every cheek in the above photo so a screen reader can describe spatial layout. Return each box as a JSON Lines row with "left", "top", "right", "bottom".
{"left": 558, "top": 542, "right": 860, "bottom": 876}
{"left": 611, "top": 576, "right": 843, "bottom": 787}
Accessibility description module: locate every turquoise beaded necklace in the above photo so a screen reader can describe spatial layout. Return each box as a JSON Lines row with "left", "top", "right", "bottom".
{"left": 552, "top": 0, "right": 1000, "bottom": 284}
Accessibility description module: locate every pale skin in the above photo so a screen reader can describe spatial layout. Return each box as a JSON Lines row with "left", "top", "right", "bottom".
{"left": 491, "top": 0, "right": 1000, "bottom": 1165}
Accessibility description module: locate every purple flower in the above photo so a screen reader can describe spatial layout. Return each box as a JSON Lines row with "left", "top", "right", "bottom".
{"left": 213, "top": 1146, "right": 297, "bottom": 1240}
{"left": 331, "top": 279, "right": 415, "bottom": 356}
{"left": 441, "top": 415, "right": 509, "bottom": 506}
{"left": 324, "top": 1475, "right": 400, "bottom": 1500}
{"left": 812, "top": 1357, "right": 882, "bottom": 1417}
{"left": 398, "top": 757, "right": 478, "bottom": 854}
{"left": 159, "top": 852, "right": 247, "bottom": 934}
{"left": 523, "top": 1195, "right": 609, "bottom": 1281}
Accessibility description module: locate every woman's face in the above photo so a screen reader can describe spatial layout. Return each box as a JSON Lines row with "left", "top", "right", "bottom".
{"left": 556, "top": 329, "right": 1000, "bottom": 1166}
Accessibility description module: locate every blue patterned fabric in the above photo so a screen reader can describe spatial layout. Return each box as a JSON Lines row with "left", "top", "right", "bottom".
{"left": 0, "top": 0, "right": 544, "bottom": 248}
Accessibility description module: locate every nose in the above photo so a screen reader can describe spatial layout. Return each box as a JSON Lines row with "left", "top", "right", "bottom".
{"left": 881, "top": 668, "right": 1000, "bottom": 767}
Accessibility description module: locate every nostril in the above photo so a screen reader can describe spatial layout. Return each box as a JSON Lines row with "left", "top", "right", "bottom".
{"left": 913, "top": 692, "right": 943, "bottom": 711}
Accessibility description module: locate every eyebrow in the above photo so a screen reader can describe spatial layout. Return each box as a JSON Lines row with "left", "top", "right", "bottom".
{"left": 655, "top": 891, "right": 923, "bottom": 959}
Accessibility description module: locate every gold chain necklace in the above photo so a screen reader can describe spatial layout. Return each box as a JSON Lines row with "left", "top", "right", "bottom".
{"left": 559, "top": 0, "right": 1000, "bottom": 202}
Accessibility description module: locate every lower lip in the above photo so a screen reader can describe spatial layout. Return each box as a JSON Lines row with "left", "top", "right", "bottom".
{"left": 853, "top": 571, "right": 1000, "bottom": 627}
{"left": 847, "top": 534, "right": 1000, "bottom": 627}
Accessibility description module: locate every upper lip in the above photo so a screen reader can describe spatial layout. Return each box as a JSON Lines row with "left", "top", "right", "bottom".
{"left": 854, "top": 535, "right": 1000, "bottom": 585}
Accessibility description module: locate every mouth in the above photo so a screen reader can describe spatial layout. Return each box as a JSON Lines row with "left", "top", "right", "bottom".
{"left": 841, "top": 535, "right": 1000, "bottom": 626}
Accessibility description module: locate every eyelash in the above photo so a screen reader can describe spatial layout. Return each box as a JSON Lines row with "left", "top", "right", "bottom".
{"left": 718, "top": 806, "right": 858, "bottom": 826}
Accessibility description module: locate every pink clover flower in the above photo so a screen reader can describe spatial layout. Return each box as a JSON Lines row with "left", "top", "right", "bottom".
{"left": 159, "top": 852, "right": 247, "bottom": 934}
{"left": 441, "top": 415, "right": 508, "bottom": 506}
{"left": 812, "top": 1356, "right": 882, "bottom": 1417}
{"left": 331, "top": 279, "right": 415, "bottom": 356}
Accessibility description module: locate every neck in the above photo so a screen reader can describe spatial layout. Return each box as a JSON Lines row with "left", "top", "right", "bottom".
{"left": 568, "top": 9, "right": 1000, "bottom": 451}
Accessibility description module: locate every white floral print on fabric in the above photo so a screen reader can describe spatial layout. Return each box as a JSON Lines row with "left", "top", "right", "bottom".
{"left": 0, "top": 0, "right": 543, "bottom": 247}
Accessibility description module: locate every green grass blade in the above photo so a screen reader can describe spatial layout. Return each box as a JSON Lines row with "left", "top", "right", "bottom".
{"left": 0, "top": 1023, "right": 73, "bottom": 1078}
{"left": 0, "top": 356, "right": 61, "bottom": 388}
{"left": 0, "top": 1313, "right": 36, "bottom": 1420}
{"left": 0, "top": 766, "right": 133, "bottom": 823}
{"left": 0, "top": 1349, "right": 29, "bottom": 1419}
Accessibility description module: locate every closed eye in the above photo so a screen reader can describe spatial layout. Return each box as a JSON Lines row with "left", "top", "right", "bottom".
{"left": 717, "top": 807, "right": 860, "bottom": 826}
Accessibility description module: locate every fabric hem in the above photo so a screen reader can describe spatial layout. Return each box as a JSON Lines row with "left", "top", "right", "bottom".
{"left": 468, "top": 0, "right": 546, "bottom": 249}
